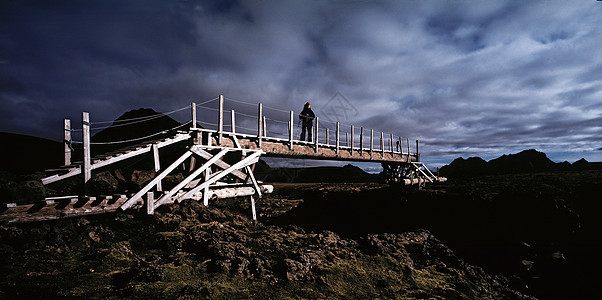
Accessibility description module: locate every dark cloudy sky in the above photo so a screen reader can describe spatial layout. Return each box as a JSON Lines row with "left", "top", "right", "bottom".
{"left": 1, "top": 0, "right": 601, "bottom": 169}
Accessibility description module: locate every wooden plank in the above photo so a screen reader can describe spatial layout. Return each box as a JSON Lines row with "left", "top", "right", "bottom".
{"left": 0, "top": 197, "right": 128, "bottom": 224}
{"left": 218, "top": 135, "right": 414, "bottom": 163}
{"left": 351, "top": 125, "right": 354, "bottom": 155}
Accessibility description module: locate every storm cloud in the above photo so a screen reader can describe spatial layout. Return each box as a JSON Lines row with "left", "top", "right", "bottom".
{"left": 1, "top": 0, "right": 601, "bottom": 167}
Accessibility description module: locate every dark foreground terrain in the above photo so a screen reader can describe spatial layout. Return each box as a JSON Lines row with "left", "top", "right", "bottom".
{"left": 1, "top": 170, "right": 600, "bottom": 299}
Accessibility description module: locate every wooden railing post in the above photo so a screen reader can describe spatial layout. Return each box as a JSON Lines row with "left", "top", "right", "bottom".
{"left": 381, "top": 132, "right": 384, "bottom": 157}
{"left": 231, "top": 110, "right": 236, "bottom": 134}
{"left": 345, "top": 132, "right": 349, "bottom": 147}
{"left": 326, "top": 128, "right": 329, "bottom": 146}
{"left": 203, "top": 168, "right": 211, "bottom": 206}
{"left": 64, "top": 119, "right": 71, "bottom": 166}
{"left": 370, "top": 129, "right": 374, "bottom": 157}
{"left": 289, "top": 110, "right": 294, "bottom": 150}
{"left": 191, "top": 102, "right": 197, "bottom": 129}
{"left": 314, "top": 117, "right": 319, "bottom": 152}
{"left": 82, "top": 112, "right": 91, "bottom": 195}
{"left": 416, "top": 140, "right": 420, "bottom": 161}
{"left": 263, "top": 116, "right": 267, "bottom": 137}
{"left": 407, "top": 138, "right": 410, "bottom": 157}
{"left": 360, "top": 127, "right": 363, "bottom": 155}
{"left": 390, "top": 133, "right": 394, "bottom": 153}
{"left": 257, "top": 103, "right": 263, "bottom": 147}
{"left": 146, "top": 192, "right": 154, "bottom": 215}
{"left": 336, "top": 122, "right": 340, "bottom": 154}
{"left": 152, "top": 144, "right": 162, "bottom": 192}
{"left": 218, "top": 95, "right": 224, "bottom": 144}
{"left": 350, "top": 125, "right": 354, "bottom": 154}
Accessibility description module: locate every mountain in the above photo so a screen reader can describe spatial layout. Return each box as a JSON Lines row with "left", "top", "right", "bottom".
{"left": 90, "top": 108, "right": 183, "bottom": 155}
{"left": 440, "top": 149, "right": 601, "bottom": 178}
{"left": 0, "top": 132, "right": 63, "bottom": 174}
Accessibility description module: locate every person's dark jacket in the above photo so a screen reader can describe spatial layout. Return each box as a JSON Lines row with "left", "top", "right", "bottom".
{"left": 299, "top": 106, "right": 315, "bottom": 125}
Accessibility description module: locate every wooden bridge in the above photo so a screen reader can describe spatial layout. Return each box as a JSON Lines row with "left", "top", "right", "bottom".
{"left": 1, "top": 95, "right": 445, "bottom": 224}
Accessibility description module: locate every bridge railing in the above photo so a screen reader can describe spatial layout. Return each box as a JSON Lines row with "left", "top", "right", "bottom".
{"left": 193, "top": 95, "right": 420, "bottom": 159}
{"left": 63, "top": 94, "right": 420, "bottom": 168}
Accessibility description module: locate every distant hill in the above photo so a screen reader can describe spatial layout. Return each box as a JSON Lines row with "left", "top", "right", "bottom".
{"left": 90, "top": 108, "right": 184, "bottom": 155}
{"left": 0, "top": 132, "right": 63, "bottom": 174}
{"left": 256, "top": 163, "right": 378, "bottom": 183}
{"left": 440, "top": 149, "right": 602, "bottom": 178}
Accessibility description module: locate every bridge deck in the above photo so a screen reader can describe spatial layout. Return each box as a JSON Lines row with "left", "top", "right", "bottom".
{"left": 210, "top": 130, "right": 417, "bottom": 163}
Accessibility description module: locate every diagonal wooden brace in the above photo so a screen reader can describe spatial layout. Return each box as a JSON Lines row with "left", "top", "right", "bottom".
{"left": 120, "top": 149, "right": 194, "bottom": 210}
{"left": 190, "top": 148, "right": 247, "bottom": 181}
{"left": 153, "top": 148, "right": 230, "bottom": 209}
{"left": 231, "top": 135, "right": 262, "bottom": 198}
{"left": 180, "top": 150, "right": 262, "bottom": 200}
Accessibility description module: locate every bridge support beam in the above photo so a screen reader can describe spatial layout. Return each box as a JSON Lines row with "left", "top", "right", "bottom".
{"left": 218, "top": 95, "right": 224, "bottom": 144}
{"left": 152, "top": 144, "right": 162, "bottom": 192}
{"left": 360, "top": 127, "right": 363, "bottom": 155}
{"left": 64, "top": 119, "right": 71, "bottom": 166}
{"left": 314, "top": 117, "right": 319, "bottom": 152}
{"left": 289, "top": 110, "right": 294, "bottom": 150}
{"left": 257, "top": 103, "right": 263, "bottom": 147}
{"left": 82, "top": 112, "right": 91, "bottom": 195}
{"left": 336, "top": 122, "right": 340, "bottom": 154}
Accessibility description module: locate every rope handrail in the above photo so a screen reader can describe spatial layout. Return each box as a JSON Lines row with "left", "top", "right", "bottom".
{"left": 90, "top": 96, "right": 218, "bottom": 126}
{"left": 223, "top": 95, "right": 404, "bottom": 137}
{"left": 233, "top": 110, "right": 258, "bottom": 119}
{"left": 224, "top": 96, "right": 257, "bottom": 107}
{"left": 85, "top": 121, "right": 192, "bottom": 145}
{"left": 196, "top": 105, "right": 220, "bottom": 112}
{"left": 90, "top": 105, "right": 190, "bottom": 126}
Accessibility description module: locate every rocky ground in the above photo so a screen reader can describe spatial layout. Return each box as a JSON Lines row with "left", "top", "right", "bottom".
{"left": 0, "top": 182, "right": 538, "bottom": 299}
{"left": 2, "top": 169, "right": 600, "bottom": 299}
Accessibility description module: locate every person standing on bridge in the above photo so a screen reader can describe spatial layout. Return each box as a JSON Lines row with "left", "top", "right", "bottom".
{"left": 299, "top": 102, "right": 315, "bottom": 142}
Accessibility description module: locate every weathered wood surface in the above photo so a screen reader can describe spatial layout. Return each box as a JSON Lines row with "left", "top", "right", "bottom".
{"left": 218, "top": 135, "right": 417, "bottom": 163}
{"left": 1, "top": 184, "right": 274, "bottom": 224}
{"left": 0, "top": 196, "right": 128, "bottom": 224}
